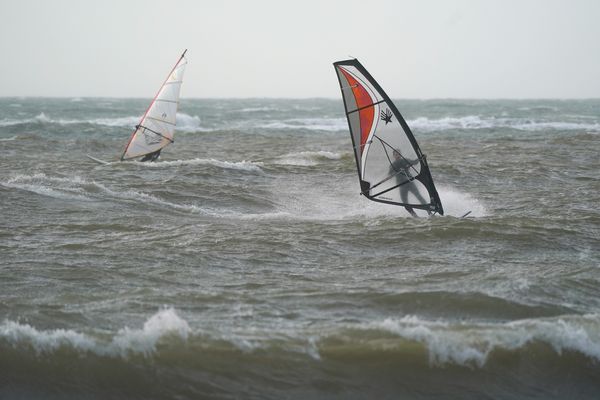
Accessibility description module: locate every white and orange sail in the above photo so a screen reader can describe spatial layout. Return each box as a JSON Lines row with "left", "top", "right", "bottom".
{"left": 121, "top": 50, "right": 188, "bottom": 161}
{"left": 333, "top": 59, "right": 443, "bottom": 215}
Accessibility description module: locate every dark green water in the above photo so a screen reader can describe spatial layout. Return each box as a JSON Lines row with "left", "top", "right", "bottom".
{"left": 1, "top": 98, "right": 599, "bottom": 399}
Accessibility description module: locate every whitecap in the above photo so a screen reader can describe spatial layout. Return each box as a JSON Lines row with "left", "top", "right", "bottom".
{"left": 0, "top": 308, "right": 190, "bottom": 358}
{"left": 275, "top": 150, "right": 342, "bottom": 166}
{"left": 370, "top": 313, "right": 600, "bottom": 367}
{"left": 407, "top": 115, "right": 600, "bottom": 132}
{"left": 139, "top": 158, "right": 264, "bottom": 173}
{"left": 259, "top": 118, "right": 347, "bottom": 132}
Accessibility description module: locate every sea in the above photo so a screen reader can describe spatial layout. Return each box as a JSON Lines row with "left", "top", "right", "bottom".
{"left": 0, "top": 97, "right": 599, "bottom": 399}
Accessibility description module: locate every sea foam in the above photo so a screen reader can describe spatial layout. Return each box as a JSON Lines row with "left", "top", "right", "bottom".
{"left": 0, "top": 308, "right": 190, "bottom": 358}
{"left": 275, "top": 151, "right": 342, "bottom": 166}
{"left": 0, "top": 112, "right": 204, "bottom": 131}
{"left": 369, "top": 314, "right": 600, "bottom": 367}
{"left": 408, "top": 116, "right": 600, "bottom": 132}
{"left": 139, "top": 158, "right": 264, "bottom": 173}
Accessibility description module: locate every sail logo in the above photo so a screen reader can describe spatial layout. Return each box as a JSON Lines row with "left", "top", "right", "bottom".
{"left": 381, "top": 108, "right": 393, "bottom": 125}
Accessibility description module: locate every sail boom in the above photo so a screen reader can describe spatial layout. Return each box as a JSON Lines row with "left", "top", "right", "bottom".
{"left": 137, "top": 125, "right": 174, "bottom": 143}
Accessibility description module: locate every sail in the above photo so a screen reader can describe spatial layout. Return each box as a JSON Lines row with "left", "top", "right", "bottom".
{"left": 333, "top": 59, "right": 443, "bottom": 215}
{"left": 121, "top": 50, "right": 188, "bottom": 160}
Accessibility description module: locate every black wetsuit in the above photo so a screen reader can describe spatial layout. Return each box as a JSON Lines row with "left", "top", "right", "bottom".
{"left": 389, "top": 156, "right": 427, "bottom": 217}
{"left": 140, "top": 149, "right": 161, "bottom": 162}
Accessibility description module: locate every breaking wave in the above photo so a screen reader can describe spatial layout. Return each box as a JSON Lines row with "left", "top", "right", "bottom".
{"left": 2, "top": 309, "right": 599, "bottom": 369}
{"left": 140, "top": 158, "right": 264, "bottom": 172}
{"left": 0, "top": 308, "right": 189, "bottom": 358}
{"left": 274, "top": 151, "right": 342, "bottom": 166}
{"left": 361, "top": 313, "right": 600, "bottom": 367}
{"left": 408, "top": 115, "right": 600, "bottom": 132}
{"left": 258, "top": 118, "right": 347, "bottom": 132}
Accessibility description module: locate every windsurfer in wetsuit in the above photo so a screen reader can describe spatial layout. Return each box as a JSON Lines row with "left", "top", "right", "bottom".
{"left": 140, "top": 149, "right": 161, "bottom": 162}
{"left": 389, "top": 149, "right": 429, "bottom": 217}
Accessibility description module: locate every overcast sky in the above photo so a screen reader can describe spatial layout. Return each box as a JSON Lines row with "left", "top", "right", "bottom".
{"left": 1, "top": 0, "right": 599, "bottom": 98}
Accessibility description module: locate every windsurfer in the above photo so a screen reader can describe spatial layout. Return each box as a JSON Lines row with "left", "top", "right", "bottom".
{"left": 389, "top": 149, "right": 429, "bottom": 217}
{"left": 140, "top": 149, "right": 161, "bottom": 162}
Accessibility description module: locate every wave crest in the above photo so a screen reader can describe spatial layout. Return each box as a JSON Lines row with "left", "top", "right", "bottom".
{"left": 408, "top": 116, "right": 600, "bottom": 132}
{"left": 0, "top": 308, "right": 190, "bottom": 358}
{"left": 366, "top": 314, "right": 600, "bottom": 367}
{"left": 275, "top": 151, "right": 342, "bottom": 166}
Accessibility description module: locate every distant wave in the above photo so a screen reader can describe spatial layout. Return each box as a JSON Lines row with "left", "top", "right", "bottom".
{"left": 274, "top": 151, "right": 342, "bottom": 166}
{"left": 408, "top": 115, "right": 600, "bottom": 132}
{"left": 140, "top": 158, "right": 264, "bottom": 173}
{"left": 3, "top": 112, "right": 597, "bottom": 133}
{"left": 237, "top": 106, "right": 280, "bottom": 113}
{"left": 0, "top": 112, "right": 205, "bottom": 131}
{"left": 258, "top": 118, "right": 347, "bottom": 132}
{"left": 0, "top": 135, "right": 18, "bottom": 141}
{"left": 243, "top": 116, "right": 600, "bottom": 133}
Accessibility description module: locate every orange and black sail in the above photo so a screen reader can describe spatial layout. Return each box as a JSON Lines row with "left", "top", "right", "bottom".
{"left": 333, "top": 59, "right": 443, "bottom": 215}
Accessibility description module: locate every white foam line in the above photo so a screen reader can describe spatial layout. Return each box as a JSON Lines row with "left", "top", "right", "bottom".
{"left": 2, "top": 174, "right": 92, "bottom": 201}
{"left": 0, "top": 308, "right": 190, "bottom": 358}
{"left": 90, "top": 181, "right": 207, "bottom": 213}
{"left": 408, "top": 116, "right": 600, "bottom": 132}
{"left": 370, "top": 314, "right": 600, "bottom": 367}
{"left": 2, "top": 173, "right": 209, "bottom": 213}
{"left": 140, "top": 158, "right": 264, "bottom": 173}
{"left": 275, "top": 151, "right": 342, "bottom": 166}
{"left": 0, "top": 112, "right": 206, "bottom": 131}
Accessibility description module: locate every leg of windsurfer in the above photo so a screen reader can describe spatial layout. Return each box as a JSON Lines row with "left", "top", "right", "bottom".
{"left": 399, "top": 184, "right": 418, "bottom": 217}
{"left": 399, "top": 184, "right": 429, "bottom": 217}
{"left": 391, "top": 150, "right": 431, "bottom": 217}
{"left": 140, "top": 149, "right": 161, "bottom": 162}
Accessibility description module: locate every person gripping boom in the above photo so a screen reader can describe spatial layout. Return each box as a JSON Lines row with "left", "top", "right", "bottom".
{"left": 389, "top": 149, "right": 430, "bottom": 217}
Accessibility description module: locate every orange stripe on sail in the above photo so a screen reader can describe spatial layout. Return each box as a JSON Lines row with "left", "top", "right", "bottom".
{"left": 340, "top": 68, "right": 375, "bottom": 154}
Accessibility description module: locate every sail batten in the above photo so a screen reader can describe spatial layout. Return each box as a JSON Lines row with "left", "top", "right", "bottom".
{"left": 333, "top": 59, "right": 443, "bottom": 215}
{"left": 145, "top": 116, "right": 177, "bottom": 126}
{"left": 347, "top": 100, "right": 386, "bottom": 115}
{"left": 155, "top": 99, "right": 179, "bottom": 104}
{"left": 121, "top": 50, "right": 188, "bottom": 161}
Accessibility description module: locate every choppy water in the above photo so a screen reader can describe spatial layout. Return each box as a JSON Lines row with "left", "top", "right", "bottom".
{"left": 1, "top": 97, "right": 599, "bottom": 399}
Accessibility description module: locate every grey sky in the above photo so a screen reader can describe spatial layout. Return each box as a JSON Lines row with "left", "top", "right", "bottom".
{"left": 1, "top": 0, "right": 599, "bottom": 98}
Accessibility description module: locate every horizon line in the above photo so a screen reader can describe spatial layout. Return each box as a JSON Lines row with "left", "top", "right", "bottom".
{"left": 2, "top": 96, "right": 600, "bottom": 101}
